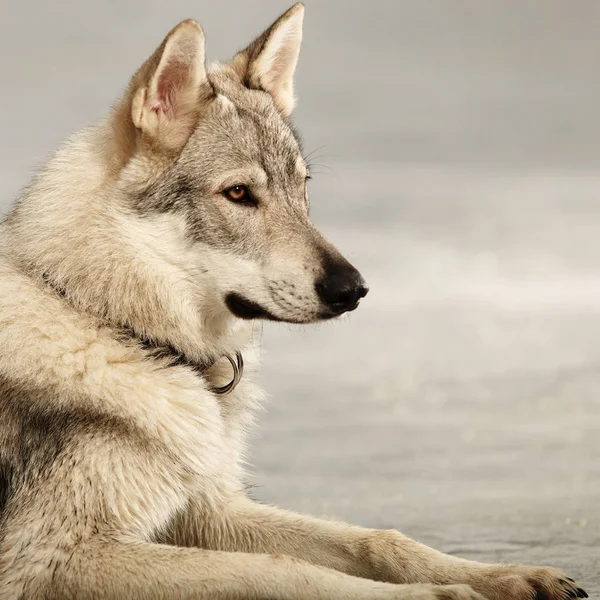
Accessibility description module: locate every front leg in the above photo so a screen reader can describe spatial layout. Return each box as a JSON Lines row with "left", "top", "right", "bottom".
{"left": 170, "top": 496, "right": 587, "bottom": 600}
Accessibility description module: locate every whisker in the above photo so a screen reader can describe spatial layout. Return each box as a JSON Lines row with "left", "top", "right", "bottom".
{"left": 303, "top": 145, "right": 328, "bottom": 162}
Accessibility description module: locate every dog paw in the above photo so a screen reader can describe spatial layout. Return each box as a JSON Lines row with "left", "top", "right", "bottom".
{"left": 467, "top": 565, "right": 588, "bottom": 600}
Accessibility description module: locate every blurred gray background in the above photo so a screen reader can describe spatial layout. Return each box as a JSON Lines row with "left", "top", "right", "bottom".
{"left": 2, "top": 0, "right": 599, "bottom": 593}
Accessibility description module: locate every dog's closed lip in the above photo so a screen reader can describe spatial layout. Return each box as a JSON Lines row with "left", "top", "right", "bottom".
{"left": 318, "top": 299, "right": 362, "bottom": 320}
{"left": 225, "top": 292, "right": 281, "bottom": 321}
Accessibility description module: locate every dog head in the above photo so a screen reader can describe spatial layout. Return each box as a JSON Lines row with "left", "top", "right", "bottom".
{"left": 119, "top": 4, "right": 368, "bottom": 324}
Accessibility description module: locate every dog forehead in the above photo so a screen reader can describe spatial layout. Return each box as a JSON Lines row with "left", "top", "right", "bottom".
{"left": 184, "top": 73, "right": 304, "bottom": 177}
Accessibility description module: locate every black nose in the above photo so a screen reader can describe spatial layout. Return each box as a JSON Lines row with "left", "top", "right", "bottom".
{"left": 315, "top": 261, "right": 369, "bottom": 316}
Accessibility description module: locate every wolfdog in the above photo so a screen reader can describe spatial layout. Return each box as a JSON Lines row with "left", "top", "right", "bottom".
{"left": 0, "top": 4, "right": 587, "bottom": 599}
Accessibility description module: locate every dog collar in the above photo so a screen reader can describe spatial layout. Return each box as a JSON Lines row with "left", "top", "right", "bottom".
{"left": 144, "top": 342, "right": 244, "bottom": 396}
{"left": 124, "top": 330, "right": 244, "bottom": 396}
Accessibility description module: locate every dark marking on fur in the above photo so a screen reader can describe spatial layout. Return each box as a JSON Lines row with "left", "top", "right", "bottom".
{"left": 134, "top": 170, "right": 197, "bottom": 215}
{"left": 163, "top": 175, "right": 196, "bottom": 211}
{"left": 135, "top": 332, "right": 218, "bottom": 377}
{"left": 174, "top": 176, "right": 194, "bottom": 197}
{"left": 0, "top": 460, "right": 13, "bottom": 522}
{"left": 0, "top": 375, "right": 152, "bottom": 525}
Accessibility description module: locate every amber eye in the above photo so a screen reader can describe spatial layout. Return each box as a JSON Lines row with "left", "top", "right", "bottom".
{"left": 223, "top": 185, "right": 256, "bottom": 206}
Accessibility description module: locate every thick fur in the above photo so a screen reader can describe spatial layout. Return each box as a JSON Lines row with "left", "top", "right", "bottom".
{"left": 0, "top": 4, "right": 586, "bottom": 600}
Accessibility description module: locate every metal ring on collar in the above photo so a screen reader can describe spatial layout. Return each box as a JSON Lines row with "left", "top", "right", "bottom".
{"left": 211, "top": 351, "right": 244, "bottom": 396}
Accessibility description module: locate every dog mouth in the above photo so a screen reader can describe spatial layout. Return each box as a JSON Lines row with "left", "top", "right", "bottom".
{"left": 318, "top": 298, "right": 362, "bottom": 320}
{"left": 225, "top": 293, "right": 362, "bottom": 322}
{"left": 225, "top": 292, "right": 281, "bottom": 321}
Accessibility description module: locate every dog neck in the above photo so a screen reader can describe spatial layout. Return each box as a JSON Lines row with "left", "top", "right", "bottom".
{"left": 34, "top": 271, "right": 247, "bottom": 396}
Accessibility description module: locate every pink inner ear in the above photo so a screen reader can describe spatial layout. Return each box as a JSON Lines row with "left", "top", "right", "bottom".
{"left": 154, "top": 60, "right": 190, "bottom": 120}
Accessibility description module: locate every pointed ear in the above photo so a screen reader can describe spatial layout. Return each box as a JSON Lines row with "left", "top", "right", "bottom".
{"left": 232, "top": 3, "right": 304, "bottom": 116}
{"left": 131, "top": 20, "right": 208, "bottom": 152}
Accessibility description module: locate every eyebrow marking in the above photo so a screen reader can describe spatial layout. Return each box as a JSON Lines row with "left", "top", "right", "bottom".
{"left": 218, "top": 166, "right": 269, "bottom": 190}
